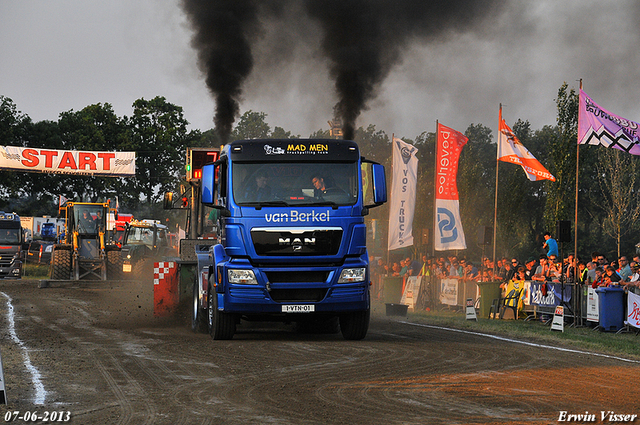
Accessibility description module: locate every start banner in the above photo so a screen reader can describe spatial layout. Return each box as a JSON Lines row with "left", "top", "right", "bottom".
{"left": 0, "top": 145, "right": 136, "bottom": 176}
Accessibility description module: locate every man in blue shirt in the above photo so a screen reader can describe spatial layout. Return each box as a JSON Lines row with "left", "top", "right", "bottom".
{"left": 542, "top": 232, "right": 559, "bottom": 258}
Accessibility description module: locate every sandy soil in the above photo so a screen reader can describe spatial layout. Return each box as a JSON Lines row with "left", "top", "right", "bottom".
{"left": 0, "top": 278, "right": 638, "bottom": 424}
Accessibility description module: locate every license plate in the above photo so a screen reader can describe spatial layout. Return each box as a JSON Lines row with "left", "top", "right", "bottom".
{"left": 282, "top": 305, "right": 315, "bottom": 313}
{"left": 123, "top": 264, "right": 132, "bottom": 272}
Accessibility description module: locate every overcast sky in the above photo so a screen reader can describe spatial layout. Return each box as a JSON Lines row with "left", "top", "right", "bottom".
{"left": 2, "top": 0, "right": 639, "bottom": 141}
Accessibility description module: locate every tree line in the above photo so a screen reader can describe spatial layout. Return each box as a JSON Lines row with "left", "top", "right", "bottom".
{"left": 1, "top": 83, "right": 638, "bottom": 262}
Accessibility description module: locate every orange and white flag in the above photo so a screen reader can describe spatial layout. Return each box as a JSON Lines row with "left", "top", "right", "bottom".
{"left": 498, "top": 109, "right": 555, "bottom": 182}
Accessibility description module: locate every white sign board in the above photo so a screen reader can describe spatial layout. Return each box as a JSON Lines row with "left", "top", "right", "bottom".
{"left": 465, "top": 298, "right": 477, "bottom": 321}
{"left": 439, "top": 278, "right": 458, "bottom": 306}
{"left": 0, "top": 346, "right": 7, "bottom": 404}
{"left": 586, "top": 286, "right": 599, "bottom": 323}
{"left": 401, "top": 276, "right": 422, "bottom": 311}
{"left": 551, "top": 305, "right": 564, "bottom": 332}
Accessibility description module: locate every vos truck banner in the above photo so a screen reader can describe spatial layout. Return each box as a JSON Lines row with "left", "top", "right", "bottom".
{"left": 387, "top": 137, "right": 418, "bottom": 251}
{"left": 434, "top": 123, "right": 467, "bottom": 251}
{"left": 0, "top": 145, "right": 136, "bottom": 176}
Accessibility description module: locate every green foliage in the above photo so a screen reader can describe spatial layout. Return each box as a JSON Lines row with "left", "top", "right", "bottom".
{"left": 231, "top": 110, "right": 271, "bottom": 140}
{"left": 128, "top": 96, "right": 195, "bottom": 211}
{"left": 2, "top": 81, "right": 639, "bottom": 261}
{"left": 544, "top": 83, "right": 578, "bottom": 229}
{"left": 309, "top": 128, "right": 332, "bottom": 139}
{"left": 596, "top": 148, "right": 640, "bottom": 257}
{"left": 457, "top": 123, "right": 497, "bottom": 257}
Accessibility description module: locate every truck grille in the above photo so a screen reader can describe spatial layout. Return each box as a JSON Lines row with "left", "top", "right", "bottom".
{"left": 251, "top": 227, "right": 342, "bottom": 256}
{"left": 269, "top": 288, "right": 327, "bottom": 302}
{"left": 265, "top": 271, "right": 329, "bottom": 283}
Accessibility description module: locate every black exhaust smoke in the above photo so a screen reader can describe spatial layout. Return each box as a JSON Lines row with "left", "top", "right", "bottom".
{"left": 304, "top": 1, "right": 504, "bottom": 140}
{"left": 180, "top": 0, "right": 260, "bottom": 143}
{"left": 181, "top": 0, "right": 504, "bottom": 141}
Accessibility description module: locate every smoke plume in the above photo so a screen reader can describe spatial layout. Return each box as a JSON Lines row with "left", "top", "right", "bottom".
{"left": 180, "top": 0, "right": 261, "bottom": 142}
{"left": 181, "top": 0, "right": 504, "bottom": 141}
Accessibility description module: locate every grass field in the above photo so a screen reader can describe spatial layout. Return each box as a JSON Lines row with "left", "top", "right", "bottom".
{"left": 403, "top": 306, "right": 640, "bottom": 361}
{"left": 21, "top": 264, "right": 49, "bottom": 279}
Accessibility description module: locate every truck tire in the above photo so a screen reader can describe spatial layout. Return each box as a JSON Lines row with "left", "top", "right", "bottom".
{"left": 50, "top": 248, "right": 71, "bottom": 280}
{"left": 133, "top": 259, "right": 154, "bottom": 281}
{"left": 106, "top": 250, "right": 123, "bottom": 280}
{"left": 207, "top": 286, "right": 236, "bottom": 340}
{"left": 192, "top": 281, "right": 208, "bottom": 333}
{"left": 339, "top": 309, "right": 370, "bottom": 340}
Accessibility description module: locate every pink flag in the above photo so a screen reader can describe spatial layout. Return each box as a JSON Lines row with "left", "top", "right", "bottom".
{"left": 579, "top": 88, "right": 640, "bottom": 155}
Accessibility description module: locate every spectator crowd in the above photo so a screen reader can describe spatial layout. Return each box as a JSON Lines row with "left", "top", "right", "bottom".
{"left": 370, "top": 234, "right": 640, "bottom": 298}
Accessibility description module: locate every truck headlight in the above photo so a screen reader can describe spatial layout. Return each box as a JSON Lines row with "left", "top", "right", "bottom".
{"left": 228, "top": 269, "right": 258, "bottom": 285}
{"left": 338, "top": 268, "right": 366, "bottom": 283}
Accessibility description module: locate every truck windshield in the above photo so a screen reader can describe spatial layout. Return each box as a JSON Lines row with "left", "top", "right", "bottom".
{"left": 0, "top": 228, "right": 20, "bottom": 244}
{"left": 126, "top": 226, "right": 155, "bottom": 247}
{"left": 233, "top": 162, "right": 358, "bottom": 206}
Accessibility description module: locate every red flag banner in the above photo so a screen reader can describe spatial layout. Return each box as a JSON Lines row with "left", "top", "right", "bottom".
{"left": 435, "top": 123, "right": 467, "bottom": 251}
{"left": 498, "top": 109, "right": 555, "bottom": 182}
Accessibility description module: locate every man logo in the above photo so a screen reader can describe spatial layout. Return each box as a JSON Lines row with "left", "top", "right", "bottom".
{"left": 279, "top": 237, "right": 316, "bottom": 246}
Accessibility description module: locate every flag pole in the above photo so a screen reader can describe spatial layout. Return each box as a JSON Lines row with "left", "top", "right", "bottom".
{"left": 387, "top": 133, "right": 394, "bottom": 269}
{"left": 574, "top": 82, "right": 582, "bottom": 265}
{"left": 433, "top": 122, "right": 438, "bottom": 258}
{"left": 574, "top": 80, "right": 582, "bottom": 324}
{"left": 492, "top": 105, "right": 501, "bottom": 277}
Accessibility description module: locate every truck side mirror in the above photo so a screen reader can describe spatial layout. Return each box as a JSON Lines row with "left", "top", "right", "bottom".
{"left": 364, "top": 162, "right": 387, "bottom": 208}
{"left": 203, "top": 162, "right": 231, "bottom": 216}
{"left": 201, "top": 164, "right": 215, "bottom": 206}
{"left": 163, "top": 192, "right": 174, "bottom": 210}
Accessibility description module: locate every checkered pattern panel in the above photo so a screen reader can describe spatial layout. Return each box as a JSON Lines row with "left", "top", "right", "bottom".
{"left": 153, "top": 261, "right": 176, "bottom": 285}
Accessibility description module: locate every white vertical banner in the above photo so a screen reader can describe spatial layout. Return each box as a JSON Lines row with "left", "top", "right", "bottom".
{"left": 626, "top": 290, "right": 640, "bottom": 329}
{"left": 387, "top": 137, "right": 418, "bottom": 251}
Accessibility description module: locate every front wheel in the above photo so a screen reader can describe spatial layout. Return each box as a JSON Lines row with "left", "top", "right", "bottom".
{"left": 207, "top": 286, "right": 236, "bottom": 340}
{"left": 50, "top": 248, "right": 71, "bottom": 280}
{"left": 106, "top": 250, "right": 123, "bottom": 280}
{"left": 340, "top": 309, "right": 370, "bottom": 340}
{"left": 191, "top": 281, "right": 208, "bottom": 333}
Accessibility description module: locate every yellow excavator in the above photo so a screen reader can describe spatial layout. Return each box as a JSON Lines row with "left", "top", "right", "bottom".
{"left": 49, "top": 201, "right": 122, "bottom": 280}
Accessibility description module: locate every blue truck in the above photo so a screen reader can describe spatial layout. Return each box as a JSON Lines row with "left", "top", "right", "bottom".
{"left": 0, "top": 211, "right": 24, "bottom": 279}
{"left": 191, "top": 139, "right": 387, "bottom": 340}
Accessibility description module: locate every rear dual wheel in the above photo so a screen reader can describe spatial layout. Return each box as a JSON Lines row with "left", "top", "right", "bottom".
{"left": 191, "top": 281, "right": 208, "bottom": 333}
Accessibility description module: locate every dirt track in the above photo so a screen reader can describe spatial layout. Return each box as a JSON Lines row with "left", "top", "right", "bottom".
{"left": 1, "top": 279, "right": 639, "bottom": 424}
